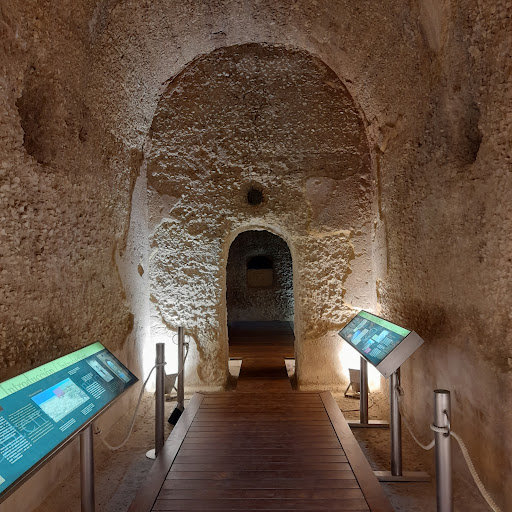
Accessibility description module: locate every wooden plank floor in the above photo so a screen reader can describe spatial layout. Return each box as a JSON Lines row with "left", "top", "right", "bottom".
{"left": 129, "top": 322, "right": 393, "bottom": 512}
{"left": 228, "top": 321, "right": 295, "bottom": 392}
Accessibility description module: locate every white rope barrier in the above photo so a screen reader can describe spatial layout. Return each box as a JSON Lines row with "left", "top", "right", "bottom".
{"left": 397, "top": 388, "right": 435, "bottom": 450}
{"left": 96, "top": 334, "right": 191, "bottom": 449}
{"left": 94, "top": 363, "right": 164, "bottom": 451}
{"left": 402, "top": 410, "right": 435, "bottom": 451}
{"left": 396, "top": 386, "right": 502, "bottom": 512}
{"left": 429, "top": 424, "right": 502, "bottom": 512}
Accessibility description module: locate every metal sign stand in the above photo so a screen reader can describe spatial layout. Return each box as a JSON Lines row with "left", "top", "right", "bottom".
{"left": 375, "top": 368, "right": 429, "bottom": 482}
{"left": 146, "top": 342, "right": 166, "bottom": 460}
{"left": 177, "top": 327, "right": 185, "bottom": 414}
{"left": 349, "top": 358, "right": 389, "bottom": 429}
{"left": 80, "top": 425, "right": 95, "bottom": 512}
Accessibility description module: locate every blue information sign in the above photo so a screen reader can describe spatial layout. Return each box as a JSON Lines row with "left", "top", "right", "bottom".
{"left": 338, "top": 311, "right": 424, "bottom": 378}
{"left": 0, "top": 342, "right": 137, "bottom": 501}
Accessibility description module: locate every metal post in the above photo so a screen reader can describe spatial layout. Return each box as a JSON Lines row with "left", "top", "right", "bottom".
{"left": 80, "top": 425, "right": 95, "bottom": 512}
{"left": 390, "top": 369, "right": 402, "bottom": 476}
{"left": 177, "top": 327, "right": 185, "bottom": 412}
{"left": 155, "top": 342, "right": 165, "bottom": 457}
{"left": 349, "top": 359, "right": 388, "bottom": 430}
{"left": 375, "top": 370, "right": 428, "bottom": 483}
{"left": 360, "top": 358, "right": 369, "bottom": 424}
{"left": 434, "top": 389, "right": 452, "bottom": 512}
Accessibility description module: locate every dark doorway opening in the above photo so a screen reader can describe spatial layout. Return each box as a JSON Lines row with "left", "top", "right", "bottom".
{"left": 226, "top": 230, "right": 295, "bottom": 390}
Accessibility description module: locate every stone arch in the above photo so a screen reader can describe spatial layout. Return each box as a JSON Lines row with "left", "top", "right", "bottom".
{"left": 88, "top": 2, "right": 400, "bottom": 148}
{"left": 147, "top": 42, "right": 376, "bottom": 392}
{"left": 223, "top": 224, "right": 298, "bottom": 373}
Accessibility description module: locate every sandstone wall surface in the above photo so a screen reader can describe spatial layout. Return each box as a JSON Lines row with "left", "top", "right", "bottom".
{"left": 147, "top": 44, "right": 375, "bottom": 391}
{"left": 376, "top": 0, "right": 512, "bottom": 507}
{"left": 0, "top": 2, "right": 148, "bottom": 509}
{"left": 0, "top": 0, "right": 510, "bottom": 509}
{"left": 0, "top": 0, "right": 147, "bottom": 380}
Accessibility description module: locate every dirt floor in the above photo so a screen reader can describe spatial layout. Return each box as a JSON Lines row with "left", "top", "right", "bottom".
{"left": 33, "top": 364, "right": 491, "bottom": 512}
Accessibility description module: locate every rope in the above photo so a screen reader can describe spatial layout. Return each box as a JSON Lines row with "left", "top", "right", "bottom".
{"left": 396, "top": 384, "right": 501, "bottom": 511}
{"left": 429, "top": 424, "right": 502, "bottom": 512}
{"left": 97, "top": 333, "right": 191, "bottom": 449}
{"left": 402, "top": 410, "right": 435, "bottom": 451}
{"left": 95, "top": 362, "right": 164, "bottom": 451}
{"left": 396, "top": 386, "right": 435, "bottom": 451}
{"left": 170, "top": 339, "right": 190, "bottom": 395}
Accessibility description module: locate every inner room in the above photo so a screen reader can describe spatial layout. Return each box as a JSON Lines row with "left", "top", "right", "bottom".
{"left": 226, "top": 230, "right": 295, "bottom": 389}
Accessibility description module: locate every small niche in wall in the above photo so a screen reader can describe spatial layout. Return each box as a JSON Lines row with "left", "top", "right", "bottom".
{"left": 247, "top": 255, "right": 273, "bottom": 288}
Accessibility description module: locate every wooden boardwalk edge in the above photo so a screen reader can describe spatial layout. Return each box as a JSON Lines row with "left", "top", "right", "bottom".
{"left": 128, "top": 390, "right": 394, "bottom": 512}
{"left": 320, "top": 391, "right": 394, "bottom": 512}
{"left": 127, "top": 393, "right": 204, "bottom": 512}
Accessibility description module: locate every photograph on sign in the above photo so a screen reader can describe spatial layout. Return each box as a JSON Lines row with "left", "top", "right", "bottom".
{"left": 32, "top": 379, "right": 91, "bottom": 424}
{"left": 0, "top": 342, "right": 138, "bottom": 502}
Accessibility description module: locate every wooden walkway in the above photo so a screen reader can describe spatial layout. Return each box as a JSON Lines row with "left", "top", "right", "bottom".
{"left": 228, "top": 321, "right": 294, "bottom": 391}
{"left": 129, "top": 323, "right": 393, "bottom": 512}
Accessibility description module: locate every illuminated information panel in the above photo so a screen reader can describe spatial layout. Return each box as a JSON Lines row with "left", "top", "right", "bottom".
{"left": 339, "top": 311, "right": 424, "bottom": 378}
{"left": 0, "top": 343, "right": 137, "bottom": 501}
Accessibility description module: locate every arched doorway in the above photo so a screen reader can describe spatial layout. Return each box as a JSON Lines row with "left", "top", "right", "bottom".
{"left": 226, "top": 230, "right": 295, "bottom": 390}
{"left": 146, "top": 43, "right": 375, "bottom": 392}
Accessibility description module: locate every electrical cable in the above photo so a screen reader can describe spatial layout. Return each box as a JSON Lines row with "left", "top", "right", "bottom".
{"left": 94, "top": 362, "right": 164, "bottom": 451}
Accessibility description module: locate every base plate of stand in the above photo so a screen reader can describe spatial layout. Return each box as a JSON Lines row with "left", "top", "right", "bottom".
{"left": 375, "top": 470, "right": 430, "bottom": 482}
{"left": 145, "top": 449, "right": 156, "bottom": 460}
{"left": 348, "top": 419, "right": 389, "bottom": 429}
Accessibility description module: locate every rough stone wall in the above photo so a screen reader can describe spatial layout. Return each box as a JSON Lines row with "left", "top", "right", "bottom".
{"left": 0, "top": 0, "right": 509, "bottom": 508}
{"left": 376, "top": 0, "right": 512, "bottom": 508}
{"left": 0, "top": 1, "right": 146, "bottom": 380}
{"left": 0, "top": 2, "right": 149, "bottom": 509}
{"left": 226, "top": 230, "right": 294, "bottom": 323}
{"left": 148, "top": 44, "right": 375, "bottom": 391}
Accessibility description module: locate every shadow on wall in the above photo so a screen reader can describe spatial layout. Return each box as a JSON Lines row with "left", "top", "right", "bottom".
{"left": 226, "top": 230, "right": 294, "bottom": 324}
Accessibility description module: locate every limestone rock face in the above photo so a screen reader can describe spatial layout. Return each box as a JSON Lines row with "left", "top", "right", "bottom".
{"left": 0, "top": 1, "right": 139, "bottom": 382}
{"left": 0, "top": 0, "right": 510, "bottom": 509}
{"left": 377, "top": 2, "right": 512, "bottom": 502}
{"left": 147, "top": 44, "right": 375, "bottom": 391}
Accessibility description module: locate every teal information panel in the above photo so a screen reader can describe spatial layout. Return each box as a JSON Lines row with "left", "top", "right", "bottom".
{"left": 0, "top": 343, "right": 137, "bottom": 500}
{"left": 339, "top": 311, "right": 411, "bottom": 367}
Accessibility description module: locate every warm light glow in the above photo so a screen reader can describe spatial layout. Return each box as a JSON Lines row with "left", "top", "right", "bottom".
{"left": 338, "top": 341, "right": 382, "bottom": 391}
{"left": 144, "top": 327, "right": 179, "bottom": 392}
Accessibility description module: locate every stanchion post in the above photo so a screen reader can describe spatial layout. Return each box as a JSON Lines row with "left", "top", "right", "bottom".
{"left": 155, "top": 342, "right": 165, "bottom": 457}
{"left": 390, "top": 369, "right": 402, "bottom": 476}
{"left": 177, "top": 327, "right": 185, "bottom": 411}
{"left": 80, "top": 424, "right": 95, "bottom": 512}
{"left": 360, "top": 357, "right": 369, "bottom": 424}
{"left": 434, "top": 389, "right": 452, "bottom": 512}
